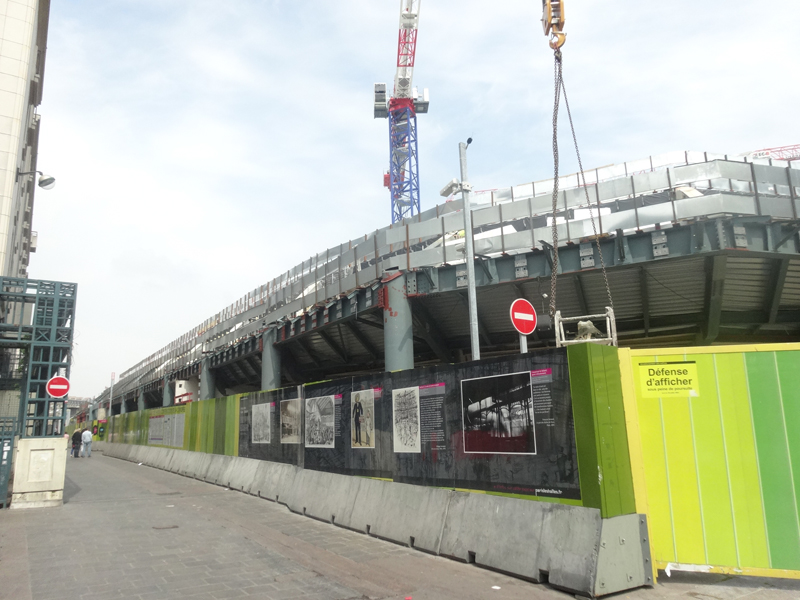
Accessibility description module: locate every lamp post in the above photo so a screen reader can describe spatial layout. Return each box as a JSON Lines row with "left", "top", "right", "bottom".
{"left": 440, "top": 138, "right": 480, "bottom": 361}
{"left": 17, "top": 170, "right": 56, "bottom": 190}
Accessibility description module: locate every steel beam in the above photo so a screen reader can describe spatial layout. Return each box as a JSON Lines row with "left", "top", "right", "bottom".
{"left": 295, "top": 338, "right": 322, "bottom": 369}
{"left": 702, "top": 255, "right": 728, "bottom": 343}
{"left": 238, "top": 356, "right": 259, "bottom": 381}
{"left": 767, "top": 257, "right": 791, "bottom": 324}
{"left": 317, "top": 329, "right": 348, "bottom": 363}
{"left": 574, "top": 275, "right": 589, "bottom": 314}
{"left": 280, "top": 347, "right": 302, "bottom": 384}
{"left": 344, "top": 321, "right": 380, "bottom": 360}
{"left": 458, "top": 292, "right": 492, "bottom": 347}
{"left": 411, "top": 301, "right": 453, "bottom": 364}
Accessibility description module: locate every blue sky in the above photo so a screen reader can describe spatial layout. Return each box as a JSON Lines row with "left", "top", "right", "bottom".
{"left": 31, "top": 0, "right": 799, "bottom": 396}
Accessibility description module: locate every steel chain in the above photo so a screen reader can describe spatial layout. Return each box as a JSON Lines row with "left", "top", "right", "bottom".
{"left": 548, "top": 48, "right": 614, "bottom": 319}
{"left": 549, "top": 49, "right": 563, "bottom": 320}
{"left": 559, "top": 77, "right": 614, "bottom": 311}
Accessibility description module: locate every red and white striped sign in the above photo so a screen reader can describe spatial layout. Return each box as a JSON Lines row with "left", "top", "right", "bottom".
{"left": 509, "top": 298, "right": 537, "bottom": 336}
{"left": 46, "top": 375, "right": 70, "bottom": 398}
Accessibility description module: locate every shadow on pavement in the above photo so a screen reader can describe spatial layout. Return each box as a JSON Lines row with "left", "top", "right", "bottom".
{"left": 63, "top": 472, "right": 80, "bottom": 503}
{"left": 658, "top": 570, "right": 800, "bottom": 592}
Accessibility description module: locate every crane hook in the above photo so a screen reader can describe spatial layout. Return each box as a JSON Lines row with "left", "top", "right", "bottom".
{"left": 549, "top": 32, "right": 566, "bottom": 50}
{"left": 541, "top": 0, "right": 566, "bottom": 49}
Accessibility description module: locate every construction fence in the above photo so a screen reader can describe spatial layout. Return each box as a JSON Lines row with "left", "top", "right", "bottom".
{"left": 105, "top": 342, "right": 800, "bottom": 580}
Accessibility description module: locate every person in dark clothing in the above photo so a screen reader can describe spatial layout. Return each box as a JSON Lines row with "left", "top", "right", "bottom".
{"left": 71, "top": 429, "right": 82, "bottom": 458}
{"left": 352, "top": 394, "right": 364, "bottom": 446}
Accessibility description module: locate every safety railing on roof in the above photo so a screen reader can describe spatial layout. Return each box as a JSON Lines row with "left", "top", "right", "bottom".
{"left": 104, "top": 153, "right": 799, "bottom": 399}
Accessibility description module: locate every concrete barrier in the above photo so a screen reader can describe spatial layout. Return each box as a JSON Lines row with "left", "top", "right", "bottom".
{"left": 344, "top": 476, "right": 400, "bottom": 534}
{"left": 176, "top": 450, "right": 207, "bottom": 479}
{"left": 163, "top": 449, "right": 182, "bottom": 473}
{"left": 439, "top": 492, "right": 599, "bottom": 586}
{"left": 249, "top": 461, "right": 296, "bottom": 501}
{"left": 225, "top": 456, "right": 261, "bottom": 493}
{"left": 191, "top": 452, "right": 215, "bottom": 480}
{"left": 369, "top": 483, "right": 452, "bottom": 553}
{"left": 152, "top": 448, "right": 174, "bottom": 470}
{"left": 103, "top": 444, "right": 651, "bottom": 597}
{"left": 284, "top": 469, "right": 342, "bottom": 522}
{"left": 203, "top": 454, "right": 234, "bottom": 486}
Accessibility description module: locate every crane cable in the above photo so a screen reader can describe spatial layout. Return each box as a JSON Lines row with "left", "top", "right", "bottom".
{"left": 547, "top": 48, "right": 613, "bottom": 320}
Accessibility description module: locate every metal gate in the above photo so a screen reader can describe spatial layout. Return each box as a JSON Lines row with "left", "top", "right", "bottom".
{"left": 0, "top": 417, "right": 15, "bottom": 508}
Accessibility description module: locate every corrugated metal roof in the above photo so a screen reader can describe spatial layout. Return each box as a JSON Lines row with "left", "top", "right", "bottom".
{"left": 722, "top": 257, "right": 771, "bottom": 311}
{"left": 645, "top": 257, "right": 706, "bottom": 316}
{"left": 779, "top": 260, "right": 800, "bottom": 309}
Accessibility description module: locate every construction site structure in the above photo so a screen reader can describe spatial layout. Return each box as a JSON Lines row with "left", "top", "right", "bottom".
{"left": 374, "top": 0, "right": 430, "bottom": 224}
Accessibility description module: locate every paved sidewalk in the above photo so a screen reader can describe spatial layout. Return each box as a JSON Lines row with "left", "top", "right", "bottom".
{"left": 0, "top": 454, "right": 798, "bottom": 600}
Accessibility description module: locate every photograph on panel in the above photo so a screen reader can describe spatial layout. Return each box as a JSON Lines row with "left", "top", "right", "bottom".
{"left": 392, "top": 386, "right": 421, "bottom": 453}
{"left": 351, "top": 389, "right": 375, "bottom": 449}
{"left": 280, "top": 398, "right": 301, "bottom": 444}
{"left": 305, "top": 395, "right": 335, "bottom": 448}
{"left": 461, "top": 371, "right": 537, "bottom": 454}
{"left": 251, "top": 402, "right": 271, "bottom": 444}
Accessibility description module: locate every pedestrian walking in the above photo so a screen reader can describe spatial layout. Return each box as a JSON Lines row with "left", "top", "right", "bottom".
{"left": 81, "top": 428, "right": 93, "bottom": 458}
{"left": 71, "top": 429, "right": 82, "bottom": 458}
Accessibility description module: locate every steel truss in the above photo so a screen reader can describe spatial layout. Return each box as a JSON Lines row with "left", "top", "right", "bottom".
{"left": 389, "top": 102, "right": 420, "bottom": 223}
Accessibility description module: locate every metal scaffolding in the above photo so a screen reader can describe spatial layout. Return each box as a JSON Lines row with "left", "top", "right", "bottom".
{"left": 0, "top": 277, "right": 77, "bottom": 437}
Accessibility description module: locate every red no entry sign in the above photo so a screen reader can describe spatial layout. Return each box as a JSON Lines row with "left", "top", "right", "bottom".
{"left": 46, "top": 375, "right": 70, "bottom": 398}
{"left": 510, "top": 298, "right": 537, "bottom": 335}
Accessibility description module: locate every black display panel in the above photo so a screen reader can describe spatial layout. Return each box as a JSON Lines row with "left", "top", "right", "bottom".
{"left": 303, "top": 373, "right": 391, "bottom": 479}
{"left": 239, "top": 387, "right": 303, "bottom": 466}
{"left": 238, "top": 349, "right": 579, "bottom": 501}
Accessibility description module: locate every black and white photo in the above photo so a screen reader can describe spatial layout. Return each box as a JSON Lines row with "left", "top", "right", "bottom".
{"left": 280, "top": 398, "right": 301, "bottom": 444}
{"left": 351, "top": 389, "right": 375, "bottom": 449}
{"left": 461, "top": 372, "right": 537, "bottom": 454}
{"left": 251, "top": 402, "right": 271, "bottom": 444}
{"left": 392, "top": 386, "right": 420, "bottom": 453}
{"left": 305, "top": 395, "right": 335, "bottom": 448}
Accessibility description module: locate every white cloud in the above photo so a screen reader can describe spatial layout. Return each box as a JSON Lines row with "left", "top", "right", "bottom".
{"left": 32, "top": 0, "right": 800, "bottom": 395}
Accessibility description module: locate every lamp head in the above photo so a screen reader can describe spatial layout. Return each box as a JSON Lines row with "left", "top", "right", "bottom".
{"left": 440, "top": 178, "right": 460, "bottom": 198}
{"left": 37, "top": 174, "right": 55, "bottom": 190}
{"left": 466, "top": 137, "right": 473, "bottom": 147}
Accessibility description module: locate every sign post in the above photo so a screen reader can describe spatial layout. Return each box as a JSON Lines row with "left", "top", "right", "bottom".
{"left": 510, "top": 298, "right": 537, "bottom": 354}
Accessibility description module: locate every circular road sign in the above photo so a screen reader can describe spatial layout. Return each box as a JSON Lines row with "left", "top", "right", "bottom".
{"left": 46, "top": 375, "right": 70, "bottom": 398}
{"left": 510, "top": 298, "right": 538, "bottom": 336}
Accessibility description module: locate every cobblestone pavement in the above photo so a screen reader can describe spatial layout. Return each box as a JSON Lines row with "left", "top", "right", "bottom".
{"left": 1, "top": 454, "right": 799, "bottom": 600}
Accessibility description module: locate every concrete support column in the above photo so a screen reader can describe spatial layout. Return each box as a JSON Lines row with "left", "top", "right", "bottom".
{"left": 121, "top": 397, "right": 127, "bottom": 414}
{"left": 137, "top": 389, "right": 145, "bottom": 413}
{"left": 162, "top": 376, "right": 174, "bottom": 407}
{"left": 199, "top": 359, "right": 216, "bottom": 401}
{"left": 383, "top": 272, "right": 414, "bottom": 372}
{"left": 261, "top": 328, "right": 281, "bottom": 391}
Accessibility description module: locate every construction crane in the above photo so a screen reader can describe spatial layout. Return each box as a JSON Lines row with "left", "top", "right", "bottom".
{"left": 374, "top": 0, "right": 430, "bottom": 224}
{"left": 748, "top": 144, "right": 800, "bottom": 162}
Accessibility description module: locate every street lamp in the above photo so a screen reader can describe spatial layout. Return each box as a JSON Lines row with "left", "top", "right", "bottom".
{"left": 17, "top": 170, "right": 56, "bottom": 190}
{"left": 440, "top": 138, "right": 480, "bottom": 361}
